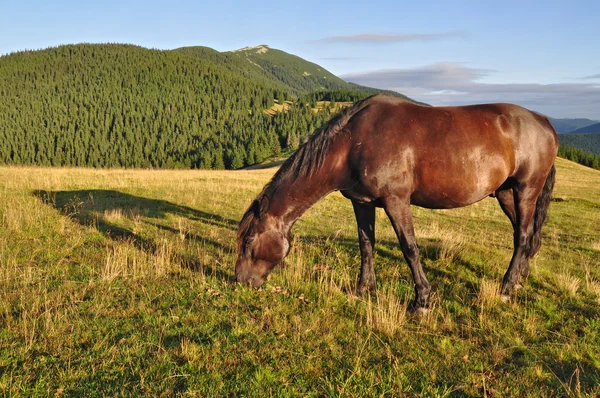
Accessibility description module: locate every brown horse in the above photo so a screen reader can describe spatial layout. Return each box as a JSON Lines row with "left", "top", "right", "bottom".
{"left": 236, "top": 94, "right": 558, "bottom": 312}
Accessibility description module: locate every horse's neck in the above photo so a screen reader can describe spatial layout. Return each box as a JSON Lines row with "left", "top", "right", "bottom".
{"left": 265, "top": 133, "right": 351, "bottom": 230}
{"left": 268, "top": 168, "right": 342, "bottom": 229}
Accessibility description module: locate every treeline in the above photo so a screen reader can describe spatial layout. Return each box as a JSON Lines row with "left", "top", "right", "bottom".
{"left": 0, "top": 44, "right": 339, "bottom": 169}
{"left": 558, "top": 133, "right": 600, "bottom": 155}
{"left": 558, "top": 145, "right": 600, "bottom": 170}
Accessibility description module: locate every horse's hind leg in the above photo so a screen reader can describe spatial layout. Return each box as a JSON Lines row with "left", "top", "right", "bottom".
{"left": 496, "top": 188, "right": 530, "bottom": 279}
{"left": 383, "top": 196, "right": 430, "bottom": 312}
{"left": 351, "top": 200, "right": 376, "bottom": 294}
{"left": 500, "top": 184, "right": 542, "bottom": 298}
{"left": 496, "top": 188, "right": 517, "bottom": 227}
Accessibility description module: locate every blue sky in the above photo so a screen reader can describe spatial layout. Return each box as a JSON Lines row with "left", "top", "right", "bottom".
{"left": 1, "top": 0, "right": 599, "bottom": 118}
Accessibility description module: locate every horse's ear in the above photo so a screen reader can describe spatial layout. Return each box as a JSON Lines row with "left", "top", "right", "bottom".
{"left": 259, "top": 196, "right": 270, "bottom": 217}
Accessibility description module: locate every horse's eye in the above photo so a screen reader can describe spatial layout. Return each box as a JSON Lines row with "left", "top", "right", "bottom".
{"left": 244, "top": 236, "right": 255, "bottom": 254}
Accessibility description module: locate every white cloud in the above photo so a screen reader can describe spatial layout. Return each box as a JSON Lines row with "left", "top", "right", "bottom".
{"left": 342, "top": 63, "right": 600, "bottom": 119}
{"left": 315, "top": 31, "right": 466, "bottom": 44}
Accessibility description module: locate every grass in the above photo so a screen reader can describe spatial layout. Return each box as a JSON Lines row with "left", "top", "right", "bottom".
{"left": 0, "top": 157, "right": 599, "bottom": 396}
{"left": 264, "top": 100, "right": 292, "bottom": 116}
{"left": 264, "top": 100, "right": 353, "bottom": 116}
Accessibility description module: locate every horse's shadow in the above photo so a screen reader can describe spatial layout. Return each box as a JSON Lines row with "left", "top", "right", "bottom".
{"left": 297, "top": 232, "right": 492, "bottom": 302}
{"left": 33, "top": 189, "right": 236, "bottom": 281}
{"left": 32, "top": 189, "right": 502, "bottom": 298}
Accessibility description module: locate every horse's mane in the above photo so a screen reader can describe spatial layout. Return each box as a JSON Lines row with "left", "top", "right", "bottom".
{"left": 237, "top": 95, "right": 379, "bottom": 247}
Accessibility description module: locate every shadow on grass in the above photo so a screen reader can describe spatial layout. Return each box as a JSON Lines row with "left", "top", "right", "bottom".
{"left": 33, "top": 189, "right": 236, "bottom": 281}
{"left": 296, "top": 232, "right": 493, "bottom": 302}
{"left": 497, "top": 347, "right": 600, "bottom": 396}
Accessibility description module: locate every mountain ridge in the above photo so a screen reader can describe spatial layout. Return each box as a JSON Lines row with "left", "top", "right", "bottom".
{"left": 175, "top": 44, "right": 401, "bottom": 98}
{"left": 548, "top": 117, "right": 599, "bottom": 133}
{"left": 568, "top": 121, "right": 600, "bottom": 135}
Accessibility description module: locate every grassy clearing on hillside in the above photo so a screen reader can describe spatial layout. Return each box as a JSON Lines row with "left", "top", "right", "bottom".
{"left": 311, "top": 101, "right": 353, "bottom": 113}
{"left": 0, "top": 158, "right": 599, "bottom": 396}
{"left": 264, "top": 100, "right": 353, "bottom": 116}
{"left": 264, "top": 100, "right": 293, "bottom": 116}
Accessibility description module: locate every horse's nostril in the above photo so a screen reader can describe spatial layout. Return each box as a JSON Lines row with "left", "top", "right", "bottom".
{"left": 250, "top": 277, "right": 264, "bottom": 288}
{"left": 235, "top": 269, "right": 249, "bottom": 284}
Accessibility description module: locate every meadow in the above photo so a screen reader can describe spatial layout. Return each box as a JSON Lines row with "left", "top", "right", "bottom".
{"left": 0, "top": 157, "right": 599, "bottom": 396}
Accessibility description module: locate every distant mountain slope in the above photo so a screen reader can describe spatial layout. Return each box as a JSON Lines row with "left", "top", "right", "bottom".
{"left": 173, "top": 45, "right": 291, "bottom": 93}
{"left": 558, "top": 134, "right": 600, "bottom": 155}
{"left": 228, "top": 44, "right": 348, "bottom": 92}
{"left": 549, "top": 117, "right": 598, "bottom": 133}
{"left": 568, "top": 122, "right": 600, "bottom": 134}
{"left": 177, "top": 44, "right": 393, "bottom": 98}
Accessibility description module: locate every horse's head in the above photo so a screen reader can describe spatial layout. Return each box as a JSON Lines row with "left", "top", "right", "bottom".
{"left": 235, "top": 198, "right": 290, "bottom": 287}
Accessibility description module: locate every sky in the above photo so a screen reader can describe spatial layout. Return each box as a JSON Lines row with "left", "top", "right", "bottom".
{"left": 1, "top": 0, "right": 599, "bottom": 119}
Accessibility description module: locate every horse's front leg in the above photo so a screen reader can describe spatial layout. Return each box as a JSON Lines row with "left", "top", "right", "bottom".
{"left": 351, "top": 200, "right": 376, "bottom": 295}
{"left": 383, "top": 195, "right": 431, "bottom": 313}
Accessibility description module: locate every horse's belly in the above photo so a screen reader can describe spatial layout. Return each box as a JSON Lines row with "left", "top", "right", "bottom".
{"left": 410, "top": 188, "right": 491, "bottom": 209}
{"left": 406, "top": 143, "right": 513, "bottom": 208}
{"left": 411, "top": 165, "right": 509, "bottom": 209}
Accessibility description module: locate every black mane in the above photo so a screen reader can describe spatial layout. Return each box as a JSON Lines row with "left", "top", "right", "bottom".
{"left": 237, "top": 95, "right": 377, "bottom": 245}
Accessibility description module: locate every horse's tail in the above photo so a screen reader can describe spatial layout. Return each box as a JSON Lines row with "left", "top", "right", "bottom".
{"left": 527, "top": 163, "right": 556, "bottom": 258}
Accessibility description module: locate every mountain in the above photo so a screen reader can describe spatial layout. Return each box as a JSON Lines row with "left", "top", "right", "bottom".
{"left": 0, "top": 43, "right": 407, "bottom": 169}
{"left": 175, "top": 44, "right": 401, "bottom": 99}
{"left": 225, "top": 45, "right": 350, "bottom": 93}
{"left": 172, "top": 45, "right": 291, "bottom": 94}
{"left": 568, "top": 122, "right": 600, "bottom": 134}
{"left": 548, "top": 117, "right": 598, "bottom": 133}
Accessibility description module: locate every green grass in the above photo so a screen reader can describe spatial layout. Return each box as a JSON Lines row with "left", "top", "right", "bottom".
{"left": 1, "top": 158, "right": 599, "bottom": 396}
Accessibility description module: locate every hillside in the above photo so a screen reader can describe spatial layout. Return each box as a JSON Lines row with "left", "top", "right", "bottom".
{"left": 176, "top": 44, "right": 393, "bottom": 98}
{"left": 0, "top": 43, "right": 399, "bottom": 169}
{"left": 549, "top": 117, "right": 598, "bottom": 133}
{"left": 227, "top": 44, "right": 352, "bottom": 93}
{"left": 172, "top": 45, "right": 293, "bottom": 95}
{"left": 0, "top": 158, "right": 598, "bottom": 395}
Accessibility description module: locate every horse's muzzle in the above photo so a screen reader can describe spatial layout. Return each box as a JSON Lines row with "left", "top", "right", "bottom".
{"left": 235, "top": 267, "right": 265, "bottom": 288}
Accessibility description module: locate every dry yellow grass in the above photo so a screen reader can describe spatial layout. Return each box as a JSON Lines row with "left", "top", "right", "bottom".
{"left": 0, "top": 157, "right": 599, "bottom": 396}
{"left": 364, "top": 287, "right": 409, "bottom": 335}
{"left": 556, "top": 272, "right": 582, "bottom": 296}
{"left": 263, "top": 100, "right": 292, "bottom": 116}
{"left": 310, "top": 101, "right": 353, "bottom": 113}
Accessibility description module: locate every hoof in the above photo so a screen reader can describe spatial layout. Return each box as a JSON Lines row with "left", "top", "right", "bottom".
{"left": 411, "top": 306, "right": 430, "bottom": 316}
{"left": 500, "top": 282, "right": 522, "bottom": 303}
{"left": 356, "top": 283, "right": 376, "bottom": 296}
{"left": 407, "top": 301, "right": 430, "bottom": 315}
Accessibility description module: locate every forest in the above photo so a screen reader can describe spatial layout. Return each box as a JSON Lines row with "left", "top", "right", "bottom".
{"left": 557, "top": 144, "right": 600, "bottom": 170}
{"left": 0, "top": 44, "right": 381, "bottom": 169}
{"left": 558, "top": 133, "right": 600, "bottom": 155}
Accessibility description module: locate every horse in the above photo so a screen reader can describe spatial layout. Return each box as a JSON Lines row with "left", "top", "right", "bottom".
{"left": 235, "top": 94, "right": 558, "bottom": 312}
